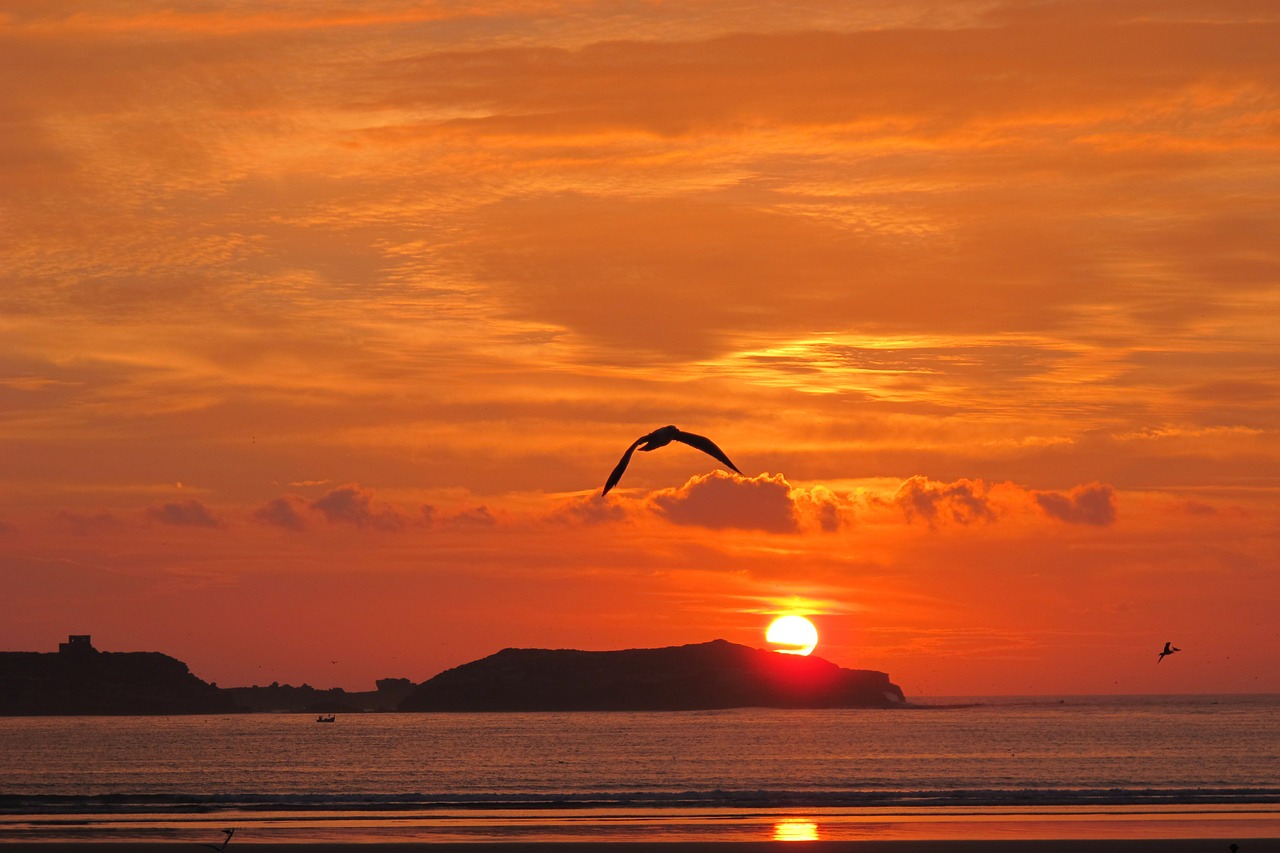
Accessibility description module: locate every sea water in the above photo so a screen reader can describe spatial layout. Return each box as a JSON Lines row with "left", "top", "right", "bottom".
{"left": 2, "top": 694, "right": 1278, "bottom": 843}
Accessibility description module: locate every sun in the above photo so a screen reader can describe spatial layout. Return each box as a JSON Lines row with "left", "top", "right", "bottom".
{"left": 766, "top": 615, "right": 818, "bottom": 656}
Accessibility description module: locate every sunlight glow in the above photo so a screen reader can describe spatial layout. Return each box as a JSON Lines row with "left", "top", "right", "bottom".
{"left": 772, "top": 819, "right": 820, "bottom": 841}
{"left": 766, "top": 615, "right": 818, "bottom": 656}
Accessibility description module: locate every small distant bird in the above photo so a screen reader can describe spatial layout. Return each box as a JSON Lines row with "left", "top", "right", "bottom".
{"left": 201, "top": 828, "right": 234, "bottom": 850}
{"left": 602, "top": 425, "right": 741, "bottom": 495}
{"left": 1157, "top": 642, "right": 1181, "bottom": 663}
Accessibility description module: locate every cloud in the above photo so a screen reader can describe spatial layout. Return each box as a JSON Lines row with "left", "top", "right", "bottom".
{"left": 309, "top": 484, "right": 406, "bottom": 530}
{"left": 1182, "top": 500, "right": 1218, "bottom": 516}
{"left": 650, "top": 471, "right": 800, "bottom": 533}
{"left": 547, "top": 495, "right": 629, "bottom": 526}
{"left": 252, "top": 494, "right": 310, "bottom": 531}
{"left": 445, "top": 505, "right": 497, "bottom": 528}
{"left": 895, "top": 476, "right": 997, "bottom": 527}
{"left": 552, "top": 476, "right": 851, "bottom": 533}
{"left": 252, "top": 491, "right": 497, "bottom": 532}
{"left": 893, "top": 476, "right": 1119, "bottom": 527}
{"left": 146, "top": 499, "right": 221, "bottom": 528}
{"left": 53, "top": 510, "right": 125, "bottom": 536}
{"left": 384, "top": 23, "right": 1279, "bottom": 139}
{"left": 790, "top": 484, "right": 850, "bottom": 532}
{"left": 1033, "top": 482, "right": 1117, "bottom": 526}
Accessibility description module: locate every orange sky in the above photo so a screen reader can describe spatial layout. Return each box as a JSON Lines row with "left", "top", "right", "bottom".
{"left": 2, "top": 0, "right": 1278, "bottom": 696}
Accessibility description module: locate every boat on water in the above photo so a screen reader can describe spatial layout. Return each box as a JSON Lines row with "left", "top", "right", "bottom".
{"left": 315, "top": 714, "right": 336, "bottom": 723}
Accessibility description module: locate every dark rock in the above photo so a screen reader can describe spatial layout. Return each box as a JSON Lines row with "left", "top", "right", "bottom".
{"left": 400, "top": 639, "right": 906, "bottom": 711}
{"left": 226, "top": 676, "right": 417, "bottom": 712}
{"left": 0, "top": 637, "right": 242, "bottom": 716}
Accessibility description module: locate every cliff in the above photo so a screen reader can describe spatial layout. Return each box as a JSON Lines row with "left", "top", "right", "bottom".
{"left": 400, "top": 639, "right": 906, "bottom": 711}
{"left": 0, "top": 637, "right": 242, "bottom": 716}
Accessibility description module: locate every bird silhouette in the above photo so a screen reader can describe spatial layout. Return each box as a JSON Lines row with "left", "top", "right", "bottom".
{"left": 201, "top": 828, "right": 235, "bottom": 850}
{"left": 602, "top": 425, "right": 741, "bottom": 495}
{"left": 1157, "top": 641, "right": 1181, "bottom": 663}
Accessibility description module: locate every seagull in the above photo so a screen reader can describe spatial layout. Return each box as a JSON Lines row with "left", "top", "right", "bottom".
{"left": 1157, "top": 642, "right": 1181, "bottom": 663}
{"left": 602, "top": 425, "right": 741, "bottom": 495}
{"left": 201, "top": 828, "right": 235, "bottom": 851}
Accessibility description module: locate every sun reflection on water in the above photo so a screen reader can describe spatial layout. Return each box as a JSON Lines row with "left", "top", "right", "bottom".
{"left": 772, "top": 819, "right": 820, "bottom": 841}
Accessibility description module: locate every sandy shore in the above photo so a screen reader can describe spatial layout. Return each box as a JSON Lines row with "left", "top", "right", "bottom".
{"left": 0, "top": 842, "right": 1269, "bottom": 852}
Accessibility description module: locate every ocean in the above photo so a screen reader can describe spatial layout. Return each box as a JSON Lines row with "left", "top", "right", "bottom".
{"left": 2, "top": 694, "right": 1278, "bottom": 844}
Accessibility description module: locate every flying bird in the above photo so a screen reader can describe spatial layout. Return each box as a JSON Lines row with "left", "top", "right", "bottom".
{"left": 201, "top": 828, "right": 235, "bottom": 851}
{"left": 602, "top": 425, "right": 741, "bottom": 495}
{"left": 1157, "top": 642, "right": 1181, "bottom": 663}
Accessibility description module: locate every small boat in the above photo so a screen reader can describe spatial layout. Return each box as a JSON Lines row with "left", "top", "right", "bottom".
{"left": 316, "top": 714, "right": 336, "bottom": 723}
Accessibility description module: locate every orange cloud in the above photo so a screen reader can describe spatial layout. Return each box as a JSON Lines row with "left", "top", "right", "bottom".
{"left": 895, "top": 476, "right": 997, "bottom": 527}
{"left": 252, "top": 495, "right": 311, "bottom": 531}
{"left": 893, "top": 476, "right": 1120, "bottom": 528}
{"left": 547, "top": 495, "right": 629, "bottom": 526}
{"left": 650, "top": 472, "right": 799, "bottom": 533}
{"left": 1032, "top": 482, "right": 1117, "bottom": 526}
{"left": 146, "top": 499, "right": 222, "bottom": 528}
{"left": 252, "top": 487, "right": 499, "bottom": 533}
{"left": 595, "top": 471, "right": 853, "bottom": 534}
{"left": 308, "top": 484, "right": 408, "bottom": 531}
{"left": 444, "top": 505, "right": 497, "bottom": 528}
{"left": 53, "top": 511, "right": 126, "bottom": 537}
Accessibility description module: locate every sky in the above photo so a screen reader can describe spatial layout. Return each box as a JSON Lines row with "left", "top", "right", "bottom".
{"left": 1, "top": 0, "right": 1278, "bottom": 697}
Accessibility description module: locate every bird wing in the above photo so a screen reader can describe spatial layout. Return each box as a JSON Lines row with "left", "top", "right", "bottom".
{"left": 673, "top": 430, "right": 741, "bottom": 474}
{"left": 602, "top": 438, "right": 645, "bottom": 495}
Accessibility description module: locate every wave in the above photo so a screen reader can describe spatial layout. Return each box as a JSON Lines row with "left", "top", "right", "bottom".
{"left": 6, "top": 787, "right": 1280, "bottom": 815}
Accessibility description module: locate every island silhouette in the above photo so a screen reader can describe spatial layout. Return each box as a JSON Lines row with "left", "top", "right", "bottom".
{"left": 1, "top": 635, "right": 907, "bottom": 714}
{"left": 400, "top": 639, "right": 905, "bottom": 711}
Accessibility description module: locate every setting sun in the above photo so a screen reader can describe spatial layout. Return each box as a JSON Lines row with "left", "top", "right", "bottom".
{"left": 766, "top": 615, "right": 818, "bottom": 656}
{"left": 772, "top": 819, "right": 820, "bottom": 842}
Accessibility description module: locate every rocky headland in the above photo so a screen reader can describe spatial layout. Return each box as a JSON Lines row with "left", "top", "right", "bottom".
{"left": 0, "top": 635, "right": 241, "bottom": 715}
